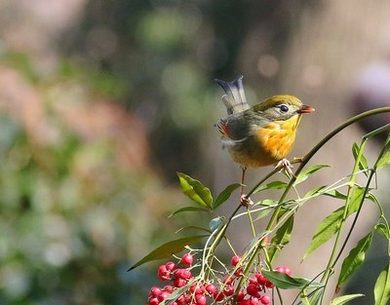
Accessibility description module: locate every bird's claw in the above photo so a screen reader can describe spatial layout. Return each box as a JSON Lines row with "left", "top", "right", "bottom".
{"left": 275, "top": 158, "right": 294, "bottom": 176}
{"left": 240, "top": 194, "right": 253, "bottom": 207}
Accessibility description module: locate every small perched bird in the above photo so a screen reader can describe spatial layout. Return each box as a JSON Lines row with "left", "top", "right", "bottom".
{"left": 215, "top": 76, "right": 315, "bottom": 205}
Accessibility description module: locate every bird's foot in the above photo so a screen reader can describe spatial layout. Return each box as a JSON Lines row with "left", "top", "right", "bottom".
{"left": 240, "top": 194, "right": 254, "bottom": 208}
{"left": 275, "top": 158, "right": 294, "bottom": 176}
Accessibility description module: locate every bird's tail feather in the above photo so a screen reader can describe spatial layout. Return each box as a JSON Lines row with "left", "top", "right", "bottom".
{"left": 215, "top": 75, "right": 250, "bottom": 114}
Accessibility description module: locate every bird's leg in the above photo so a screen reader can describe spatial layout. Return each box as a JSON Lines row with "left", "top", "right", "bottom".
{"left": 275, "top": 158, "right": 294, "bottom": 177}
{"left": 240, "top": 166, "right": 246, "bottom": 195}
{"left": 239, "top": 166, "right": 253, "bottom": 207}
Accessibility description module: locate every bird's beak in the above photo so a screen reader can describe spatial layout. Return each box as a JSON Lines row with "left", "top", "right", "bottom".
{"left": 297, "top": 104, "right": 315, "bottom": 114}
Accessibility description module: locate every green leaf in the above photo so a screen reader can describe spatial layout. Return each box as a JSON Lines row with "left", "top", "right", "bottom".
{"left": 213, "top": 183, "right": 241, "bottom": 209}
{"left": 377, "top": 142, "right": 390, "bottom": 169}
{"left": 346, "top": 187, "right": 365, "bottom": 215}
{"left": 175, "top": 226, "right": 211, "bottom": 234}
{"left": 375, "top": 223, "right": 390, "bottom": 239}
{"left": 323, "top": 190, "right": 347, "bottom": 200}
{"left": 329, "top": 294, "right": 364, "bottom": 305}
{"left": 254, "top": 181, "right": 288, "bottom": 193}
{"left": 177, "top": 172, "right": 213, "bottom": 208}
{"left": 294, "top": 164, "right": 330, "bottom": 185}
{"left": 303, "top": 207, "right": 344, "bottom": 260}
{"left": 304, "top": 185, "right": 328, "bottom": 198}
{"left": 261, "top": 270, "right": 313, "bottom": 289}
{"left": 128, "top": 235, "right": 206, "bottom": 271}
{"left": 269, "top": 215, "right": 294, "bottom": 262}
{"left": 169, "top": 206, "right": 210, "bottom": 217}
{"left": 374, "top": 266, "right": 390, "bottom": 305}
{"left": 255, "top": 208, "right": 272, "bottom": 221}
{"left": 352, "top": 142, "right": 369, "bottom": 173}
{"left": 337, "top": 233, "right": 373, "bottom": 286}
{"left": 255, "top": 199, "right": 276, "bottom": 206}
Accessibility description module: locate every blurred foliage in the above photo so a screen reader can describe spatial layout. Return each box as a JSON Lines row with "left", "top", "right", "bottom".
{"left": 62, "top": 0, "right": 313, "bottom": 180}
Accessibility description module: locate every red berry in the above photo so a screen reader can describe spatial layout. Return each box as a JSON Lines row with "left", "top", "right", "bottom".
{"left": 249, "top": 276, "right": 258, "bottom": 285}
{"left": 158, "top": 291, "right": 169, "bottom": 302}
{"left": 224, "top": 285, "right": 235, "bottom": 296}
{"left": 246, "top": 284, "right": 259, "bottom": 296}
{"left": 205, "top": 284, "right": 217, "bottom": 295}
{"left": 265, "top": 280, "right": 274, "bottom": 288}
{"left": 171, "top": 303, "right": 178, "bottom": 305}
{"left": 150, "top": 287, "right": 162, "bottom": 297}
{"left": 231, "top": 255, "right": 241, "bottom": 266}
{"left": 165, "top": 261, "right": 176, "bottom": 271}
{"left": 284, "top": 267, "right": 292, "bottom": 276}
{"left": 158, "top": 265, "right": 170, "bottom": 281}
{"left": 148, "top": 297, "right": 159, "bottom": 305}
{"left": 181, "top": 253, "right": 194, "bottom": 266}
{"left": 190, "top": 284, "right": 205, "bottom": 295}
{"left": 213, "top": 291, "right": 225, "bottom": 301}
{"left": 176, "top": 295, "right": 186, "bottom": 305}
{"left": 237, "top": 291, "right": 245, "bottom": 301}
{"left": 234, "top": 267, "right": 243, "bottom": 277}
{"left": 174, "top": 269, "right": 192, "bottom": 280}
{"left": 250, "top": 297, "right": 260, "bottom": 305}
{"left": 275, "top": 266, "right": 284, "bottom": 273}
{"left": 238, "top": 301, "right": 250, "bottom": 305}
{"left": 163, "top": 285, "right": 173, "bottom": 293}
{"left": 260, "top": 295, "right": 271, "bottom": 305}
{"left": 275, "top": 266, "right": 292, "bottom": 276}
{"left": 173, "top": 278, "right": 187, "bottom": 288}
{"left": 195, "top": 294, "right": 207, "bottom": 305}
{"left": 255, "top": 273, "right": 267, "bottom": 285}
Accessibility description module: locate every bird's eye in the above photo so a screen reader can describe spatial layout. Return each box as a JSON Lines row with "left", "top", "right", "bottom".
{"left": 280, "top": 105, "right": 289, "bottom": 113}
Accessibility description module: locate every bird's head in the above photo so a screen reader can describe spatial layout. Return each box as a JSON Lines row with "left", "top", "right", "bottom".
{"left": 252, "top": 95, "right": 315, "bottom": 121}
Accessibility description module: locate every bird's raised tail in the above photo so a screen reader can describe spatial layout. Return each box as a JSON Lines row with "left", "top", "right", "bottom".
{"left": 215, "top": 75, "right": 250, "bottom": 114}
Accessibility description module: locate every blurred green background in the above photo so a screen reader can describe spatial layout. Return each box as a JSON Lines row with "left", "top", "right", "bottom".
{"left": 0, "top": 1, "right": 389, "bottom": 304}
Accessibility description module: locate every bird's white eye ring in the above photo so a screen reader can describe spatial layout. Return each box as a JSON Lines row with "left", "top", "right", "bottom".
{"left": 280, "top": 104, "right": 289, "bottom": 113}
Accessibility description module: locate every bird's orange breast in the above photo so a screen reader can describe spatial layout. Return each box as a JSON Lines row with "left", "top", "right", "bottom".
{"left": 255, "top": 115, "right": 300, "bottom": 162}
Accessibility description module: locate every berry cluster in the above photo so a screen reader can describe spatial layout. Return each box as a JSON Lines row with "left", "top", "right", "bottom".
{"left": 147, "top": 253, "right": 292, "bottom": 305}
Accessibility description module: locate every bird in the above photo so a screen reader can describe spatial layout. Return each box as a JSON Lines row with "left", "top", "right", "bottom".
{"left": 215, "top": 76, "right": 315, "bottom": 206}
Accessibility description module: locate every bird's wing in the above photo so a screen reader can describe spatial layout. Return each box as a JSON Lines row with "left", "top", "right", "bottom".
{"left": 216, "top": 118, "right": 248, "bottom": 148}
{"left": 215, "top": 75, "right": 250, "bottom": 115}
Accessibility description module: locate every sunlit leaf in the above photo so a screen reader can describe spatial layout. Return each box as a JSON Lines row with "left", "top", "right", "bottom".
{"left": 169, "top": 206, "right": 210, "bottom": 217}
{"left": 352, "top": 142, "right": 369, "bottom": 174}
{"left": 337, "top": 233, "right": 373, "bottom": 286}
{"left": 374, "top": 266, "right": 390, "bottom": 305}
{"left": 254, "top": 181, "right": 288, "bottom": 193}
{"left": 303, "top": 207, "right": 344, "bottom": 260}
{"left": 377, "top": 142, "right": 390, "bottom": 169}
{"left": 329, "top": 294, "right": 364, "bottom": 305}
{"left": 323, "top": 190, "right": 347, "bottom": 200}
{"left": 213, "top": 183, "right": 241, "bottom": 209}
{"left": 347, "top": 187, "right": 365, "bottom": 215}
{"left": 128, "top": 235, "right": 206, "bottom": 271}
{"left": 177, "top": 172, "right": 213, "bottom": 208}
{"left": 294, "top": 164, "right": 330, "bottom": 185}
{"left": 304, "top": 185, "right": 328, "bottom": 198}
{"left": 262, "top": 270, "right": 315, "bottom": 289}
{"left": 269, "top": 215, "right": 294, "bottom": 262}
